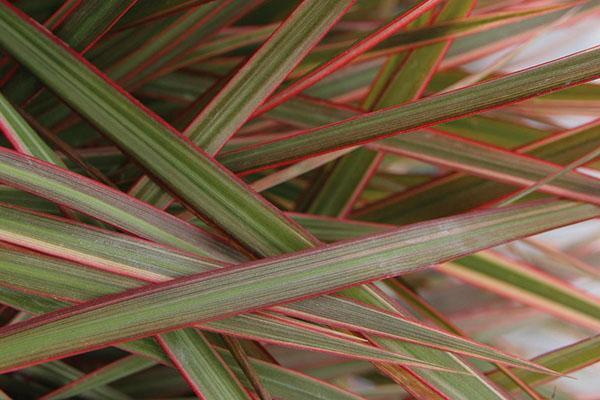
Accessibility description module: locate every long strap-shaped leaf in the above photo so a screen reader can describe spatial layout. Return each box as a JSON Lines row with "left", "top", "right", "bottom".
{"left": 0, "top": 245, "right": 434, "bottom": 369}
{"left": 0, "top": 3, "right": 590, "bottom": 397}
{"left": 0, "top": 199, "right": 596, "bottom": 372}
{"left": 0, "top": 243, "right": 374, "bottom": 397}
{"left": 29, "top": 0, "right": 254, "bottom": 129}
{"left": 259, "top": 95, "right": 600, "bottom": 206}
{"left": 159, "top": 329, "right": 252, "bottom": 399}
{"left": 127, "top": 0, "right": 354, "bottom": 207}
{"left": 3, "top": 0, "right": 138, "bottom": 105}
{"left": 219, "top": 46, "right": 600, "bottom": 173}
{"left": 312, "top": 2, "right": 584, "bottom": 75}
{"left": 183, "top": 0, "right": 354, "bottom": 154}
{"left": 0, "top": 255, "right": 544, "bottom": 399}
{"left": 0, "top": 92, "right": 63, "bottom": 166}
{"left": 157, "top": 330, "right": 252, "bottom": 399}
{"left": 0, "top": 151, "right": 248, "bottom": 399}
{"left": 21, "top": 359, "right": 132, "bottom": 400}
{"left": 355, "top": 120, "right": 600, "bottom": 224}
{"left": 2, "top": 27, "right": 253, "bottom": 391}
{"left": 113, "top": 0, "right": 219, "bottom": 31}
{"left": 254, "top": 0, "right": 444, "bottom": 116}
{"left": 4, "top": 19, "right": 462, "bottom": 394}
{"left": 0, "top": 205, "right": 540, "bottom": 370}
{"left": 441, "top": 253, "right": 600, "bottom": 331}
{"left": 370, "top": 130, "right": 600, "bottom": 205}
{"left": 292, "top": 214, "right": 600, "bottom": 331}
{"left": 110, "top": 0, "right": 258, "bottom": 87}
{"left": 0, "top": 0, "right": 317, "bottom": 256}
{"left": 495, "top": 144, "right": 600, "bottom": 207}
{"left": 0, "top": 92, "right": 105, "bottom": 222}
{"left": 0, "top": 290, "right": 364, "bottom": 400}
{"left": 166, "top": 5, "right": 562, "bottom": 81}
{"left": 0, "top": 0, "right": 80, "bottom": 86}
{"left": 301, "top": 5, "right": 506, "bottom": 394}
{"left": 306, "top": 0, "right": 473, "bottom": 217}
{"left": 40, "top": 355, "right": 155, "bottom": 400}
{"left": 442, "top": 2, "right": 600, "bottom": 70}
{"left": 488, "top": 335, "right": 600, "bottom": 390}
{"left": 0, "top": 147, "right": 238, "bottom": 261}
{"left": 0, "top": 206, "right": 454, "bottom": 369}
{"left": 1, "top": 45, "right": 584, "bottom": 396}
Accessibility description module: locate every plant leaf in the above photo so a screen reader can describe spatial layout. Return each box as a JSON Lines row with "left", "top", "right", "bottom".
{"left": 3, "top": 0, "right": 138, "bottom": 105}
{"left": 40, "top": 355, "right": 154, "bottom": 400}
{"left": 0, "top": 212, "right": 447, "bottom": 368}
{"left": 256, "top": 0, "right": 457, "bottom": 115}
{"left": 114, "top": 0, "right": 218, "bottom": 30}
{"left": 158, "top": 330, "right": 252, "bottom": 399}
{"left": 306, "top": 0, "right": 474, "bottom": 217}
{"left": 24, "top": 360, "right": 132, "bottom": 400}
{"left": 0, "top": 1, "right": 317, "bottom": 256}
{"left": 219, "top": 47, "right": 600, "bottom": 173}
{"left": 489, "top": 335, "right": 600, "bottom": 390}
{"left": 292, "top": 214, "right": 600, "bottom": 330}
{"left": 0, "top": 289, "right": 364, "bottom": 400}
{"left": 0, "top": 199, "right": 595, "bottom": 372}
{"left": 112, "top": 0, "right": 261, "bottom": 88}
{"left": 0, "top": 147, "right": 238, "bottom": 261}
{"left": 0, "top": 92, "right": 63, "bottom": 165}
{"left": 294, "top": 3, "right": 580, "bottom": 80}
{"left": 0, "top": 206, "right": 521, "bottom": 369}
{"left": 442, "top": 252, "right": 600, "bottom": 331}
{"left": 183, "top": 0, "right": 353, "bottom": 154}
{"left": 356, "top": 119, "right": 600, "bottom": 223}
{"left": 370, "top": 130, "right": 600, "bottom": 205}
{"left": 128, "top": 0, "right": 354, "bottom": 208}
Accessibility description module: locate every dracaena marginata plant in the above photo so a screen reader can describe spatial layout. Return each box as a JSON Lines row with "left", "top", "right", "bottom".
{"left": 0, "top": 1, "right": 599, "bottom": 399}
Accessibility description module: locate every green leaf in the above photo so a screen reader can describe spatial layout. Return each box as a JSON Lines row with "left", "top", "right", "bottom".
{"left": 185, "top": 0, "right": 352, "bottom": 154}
{"left": 278, "top": 295, "right": 539, "bottom": 368}
{"left": 370, "top": 131, "right": 600, "bottom": 205}
{"left": 261, "top": 95, "right": 600, "bottom": 209}
{"left": 114, "top": 0, "right": 218, "bottom": 30}
{"left": 259, "top": 0, "right": 479, "bottom": 114}
{"left": 158, "top": 330, "right": 252, "bottom": 399}
{"left": 0, "top": 92, "right": 62, "bottom": 165}
{"left": 170, "top": 23, "right": 276, "bottom": 71}
{"left": 373, "top": 0, "right": 474, "bottom": 106}
{"left": 293, "top": 214, "right": 600, "bottom": 330}
{"left": 489, "top": 335, "right": 600, "bottom": 390}
{"left": 41, "top": 355, "right": 153, "bottom": 400}
{"left": 128, "top": 0, "right": 353, "bottom": 208}
{"left": 0, "top": 212, "right": 445, "bottom": 368}
{"left": 219, "top": 47, "right": 600, "bottom": 172}
{"left": 356, "top": 120, "right": 600, "bottom": 223}
{"left": 0, "top": 199, "right": 595, "bottom": 372}
{"left": 111, "top": 0, "right": 260, "bottom": 88}
{"left": 0, "top": 148, "right": 239, "bottom": 261}
{"left": 3, "top": 0, "right": 137, "bottom": 104}
{"left": 442, "top": 253, "right": 600, "bottom": 331}
{"left": 2, "top": 3, "right": 597, "bottom": 398}
{"left": 306, "top": 0, "right": 474, "bottom": 217}
{"left": 0, "top": 1, "right": 316, "bottom": 256}
{"left": 1, "top": 1, "right": 254, "bottom": 398}
{"left": 216, "top": 348, "right": 367, "bottom": 400}
{"left": 0, "top": 288, "right": 364, "bottom": 400}
{"left": 445, "top": 2, "right": 600, "bottom": 69}
{"left": 25, "top": 360, "right": 132, "bottom": 400}
{"left": 0, "top": 206, "right": 520, "bottom": 369}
